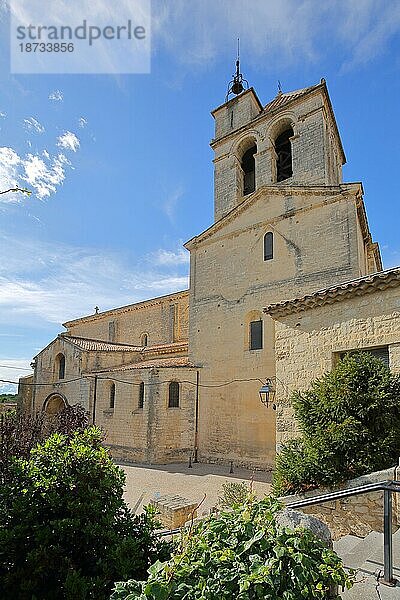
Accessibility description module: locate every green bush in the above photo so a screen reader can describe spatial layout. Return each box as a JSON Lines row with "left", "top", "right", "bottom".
{"left": 273, "top": 352, "right": 400, "bottom": 496}
{"left": 217, "top": 480, "right": 249, "bottom": 508}
{"left": 110, "top": 496, "right": 353, "bottom": 599}
{"left": 0, "top": 403, "right": 89, "bottom": 484}
{"left": 0, "top": 427, "right": 171, "bottom": 599}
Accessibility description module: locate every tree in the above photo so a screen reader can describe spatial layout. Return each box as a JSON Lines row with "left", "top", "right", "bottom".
{"left": 0, "top": 404, "right": 89, "bottom": 484}
{"left": 0, "top": 393, "right": 18, "bottom": 403}
{"left": 0, "top": 427, "right": 170, "bottom": 599}
{"left": 273, "top": 352, "right": 400, "bottom": 495}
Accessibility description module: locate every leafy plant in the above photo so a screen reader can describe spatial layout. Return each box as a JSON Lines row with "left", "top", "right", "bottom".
{"left": 217, "top": 480, "right": 249, "bottom": 508}
{"left": 110, "top": 496, "right": 353, "bottom": 599}
{"left": 0, "top": 427, "right": 171, "bottom": 599}
{"left": 273, "top": 352, "right": 400, "bottom": 495}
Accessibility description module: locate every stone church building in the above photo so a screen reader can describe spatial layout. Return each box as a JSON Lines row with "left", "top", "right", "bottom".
{"left": 20, "top": 78, "right": 400, "bottom": 469}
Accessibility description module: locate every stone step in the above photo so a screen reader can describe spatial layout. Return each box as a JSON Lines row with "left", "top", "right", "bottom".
{"left": 333, "top": 535, "right": 363, "bottom": 558}
{"left": 340, "top": 576, "right": 400, "bottom": 599}
{"left": 338, "top": 529, "right": 400, "bottom": 599}
{"left": 360, "top": 527, "right": 400, "bottom": 580}
{"left": 340, "top": 531, "right": 383, "bottom": 570}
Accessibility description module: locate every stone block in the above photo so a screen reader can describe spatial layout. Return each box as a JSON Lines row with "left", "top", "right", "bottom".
{"left": 150, "top": 494, "right": 198, "bottom": 530}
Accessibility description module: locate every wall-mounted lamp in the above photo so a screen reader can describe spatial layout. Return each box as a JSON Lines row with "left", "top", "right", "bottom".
{"left": 259, "top": 378, "right": 276, "bottom": 410}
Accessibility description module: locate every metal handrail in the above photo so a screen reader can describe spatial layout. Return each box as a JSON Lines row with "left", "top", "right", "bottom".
{"left": 157, "top": 480, "right": 400, "bottom": 586}
{"left": 286, "top": 479, "right": 400, "bottom": 587}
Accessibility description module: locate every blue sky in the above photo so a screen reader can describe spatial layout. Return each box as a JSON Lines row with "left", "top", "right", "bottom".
{"left": 1, "top": 0, "right": 400, "bottom": 392}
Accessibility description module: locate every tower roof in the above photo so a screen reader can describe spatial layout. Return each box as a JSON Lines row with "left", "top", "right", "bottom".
{"left": 263, "top": 83, "right": 322, "bottom": 113}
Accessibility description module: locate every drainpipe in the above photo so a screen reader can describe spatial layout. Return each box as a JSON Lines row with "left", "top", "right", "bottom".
{"left": 194, "top": 370, "right": 199, "bottom": 462}
{"left": 92, "top": 375, "right": 98, "bottom": 425}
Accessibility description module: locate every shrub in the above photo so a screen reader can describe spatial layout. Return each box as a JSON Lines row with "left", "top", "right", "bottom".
{"left": 0, "top": 427, "right": 171, "bottom": 599}
{"left": 273, "top": 352, "right": 400, "bottom": 495}
{"left": 110, "top": 496, "right": 353, "bottom": 599}
{"left": 0, "top": 403, "right": 89, "bottom": 484}
{"left": 217, "top": 480, "right": 249, "bottom": 508}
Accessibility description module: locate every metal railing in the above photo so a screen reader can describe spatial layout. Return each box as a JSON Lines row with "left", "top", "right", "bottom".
{"left": 286, "top": 479, "right": 400, "bottom": 587}
{"left": 157, "top": 480, "right": 400, "bottom": 586}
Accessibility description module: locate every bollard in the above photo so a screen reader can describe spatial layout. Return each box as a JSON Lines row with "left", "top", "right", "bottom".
{"left": 230, "top": 460, "right": 234, "bottom": 474}
{"left": 188, "top": 455, "right": 192, "bottom": 468}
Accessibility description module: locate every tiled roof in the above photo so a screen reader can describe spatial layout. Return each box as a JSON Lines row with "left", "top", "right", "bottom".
{"left": 91, "top": 356, "right": 195, "bottom": 373}
{"left": 142, "top": 341, "right": 188, "bottom": 355}
{"left": 62, "top": 336, "right": 142, "bottom": 352}
{"left": 263, "top": 84, "right": 321, "bottom": 114}
{"left": 264, "top": 267, "right": 400, "bottom": 317}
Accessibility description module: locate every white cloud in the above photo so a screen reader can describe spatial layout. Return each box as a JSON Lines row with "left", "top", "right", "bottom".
{"left": 0, "top": 146, "right": 72, "bottom": 201}
{"left": 152, "top": 247, "right": 189, "bottom": 266}
{"left": 78, "top": 117, "right": 87, "bottom": 128}
{"left": 0, "top": 147, "right": 21, "bottom": 201}
{"left": 49, "top": 90, "right": 63, "bottom": 102}
{"left": 153, "top": 0, "right": 400, "bottom": 71}
{"left": 23, "top": 117, "right": 45, "bottom": 134}
{"left": 0, "top": 111, "right": 6, "bottom": 118}
{"left": 57, "top": 131, "right": 80, "bottom": 152}
{"left": 163, "top": 187, "right": 184, "bottom": 222}
{"left": 0, "top": 234, "right": 189, "bottom": 328}
{"left": 0, "top": 359, "right": 32, "bottom": 394}
{"left": 23, "top": 152, "right": 69, "bottom": 198}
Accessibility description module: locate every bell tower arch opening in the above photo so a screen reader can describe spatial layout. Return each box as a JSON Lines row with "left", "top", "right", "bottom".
{"left": 241, "top": 144, "right": 257, "bottom": 195}
{"left": 274, "top": 125, "right": 294, "bottom": 182}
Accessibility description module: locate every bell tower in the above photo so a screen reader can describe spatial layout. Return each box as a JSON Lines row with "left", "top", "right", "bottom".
{"left": 211, "top": 75, "right": 346, "bottom": 222}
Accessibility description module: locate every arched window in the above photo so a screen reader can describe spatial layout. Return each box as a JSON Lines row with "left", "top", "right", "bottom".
{"left": 109, "top": 382, "right": 115, "bottom": 409}
{"left": 56, "top": 353, "right": 65, "bottom": 379}
{"left": 241, "top": 145, "right": 257, "bottom": 195}
{"left": 250, "top": 320, "right": 263, "bottom": 350}
{"left": 138, "top": 382, "right": 144, "bottom": 409}
{"left": 168, "top": 381, "right": 180, "bottom": 408}
{"left": 141, "top": 333, "right": 148, "bottom": 347}
{"left": 275, "top": 127, "right": 293, "bottom": 182}
{"left": 264, "top": 232, "right": 273, "bottom": 261}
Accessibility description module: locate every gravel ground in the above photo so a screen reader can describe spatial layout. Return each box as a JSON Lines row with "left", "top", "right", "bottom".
{"left": 119, "top": 461, "right": 273, "bottom": 516}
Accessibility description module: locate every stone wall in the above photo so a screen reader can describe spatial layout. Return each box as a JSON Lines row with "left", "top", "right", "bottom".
{"left": 18, "top": 374, "right": 33, "bottom": 413}
{"left": 272, "top": 285, "right": 400, "bottom": 450}
{"left": 98, "top": 366, "right": 197, "bottom": 463}
{"left": 64, "top": 291, "right": 189, "bottom": 347}
{"left": 186, "top": 182, "right": 372, "bottom": 469}
{"left": 281, "top": 467, "right": 400, "bottom": 540}
{"left": 0, "top": 402, "right": 17, "bottom": 414}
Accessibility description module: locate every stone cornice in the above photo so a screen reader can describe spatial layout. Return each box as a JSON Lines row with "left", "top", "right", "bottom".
{"left": 185, "top": 183, "right": 362, "bottom": 250}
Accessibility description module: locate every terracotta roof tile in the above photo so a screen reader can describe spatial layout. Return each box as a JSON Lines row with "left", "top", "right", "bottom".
{"left": 264, "top": 267, "right": 400, "bottom": 317}
{"left": 91, "top": 356, "right": 195, "bottom": 373}
{"left": 61, "top": 336, "right": 188, "bottom": 355}
{"left": 62, "top": 336, "right": 141, "bottom": 352}
{"left": 263, "top": 84, "right": 321, "bottom": 114}
{"left": 143, "top": 341, "right": 188, "bottom": 354}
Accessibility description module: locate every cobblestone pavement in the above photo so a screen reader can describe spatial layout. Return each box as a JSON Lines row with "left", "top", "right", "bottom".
{"left": 119, "top": 461, "right": 273, "bottom": 516}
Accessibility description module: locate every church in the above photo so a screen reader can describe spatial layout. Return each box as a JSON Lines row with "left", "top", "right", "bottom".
{"left": 19, "top": 73, "right": 400, "bottom": 469}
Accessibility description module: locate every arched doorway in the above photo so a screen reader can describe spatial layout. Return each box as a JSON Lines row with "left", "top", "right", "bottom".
{"left": 44, "top": 394, "right": 67, "bottom": 416}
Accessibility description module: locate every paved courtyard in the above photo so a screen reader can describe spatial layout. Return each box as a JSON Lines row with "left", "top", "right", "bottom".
{"left": 119, "top": 461, "right": 273, "bottom": 516}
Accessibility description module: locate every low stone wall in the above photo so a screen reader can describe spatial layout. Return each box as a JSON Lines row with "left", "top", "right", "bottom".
{"left": 150, "top": 494, "right": 198, "bottom": 530}
{"left": 0, "top": 402, "right": 17, "bottom": 414}
{"left": 281, "top": 466, "right": 400, "bottom": 540}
